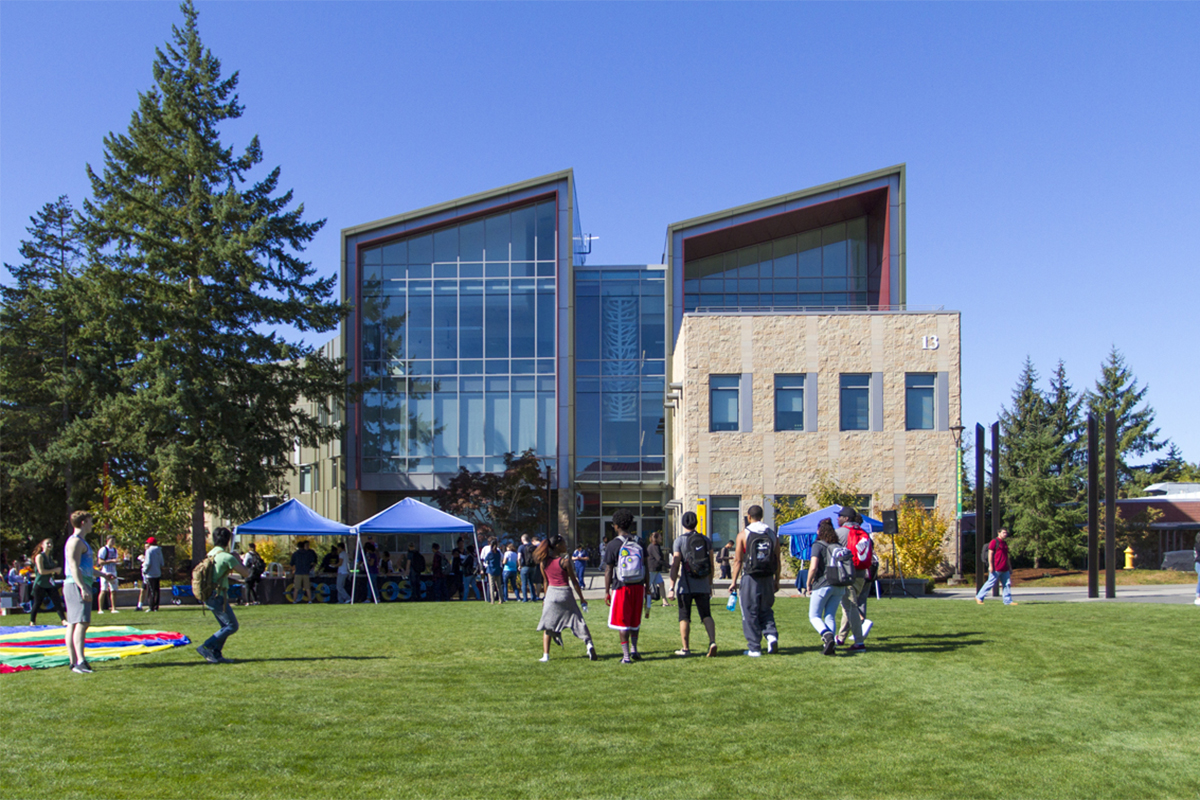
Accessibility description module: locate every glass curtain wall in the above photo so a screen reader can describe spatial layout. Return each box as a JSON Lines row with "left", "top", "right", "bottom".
{"left": 359, "top": 200, "right": 557, "bottom": 475}
{"left": 574, "top": 490, "right": 665, "bottom": 567}
{"left": 683, "top": 217, "right": 869, "bottom": 311}
{"left": 574, "top": 269, "right": 666, "bottom": 481}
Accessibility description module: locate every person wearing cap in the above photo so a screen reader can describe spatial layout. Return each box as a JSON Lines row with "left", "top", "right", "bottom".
{"left": 140, "top": 536, "right": 164, "bottom": 612}
{"left": 833, "top": 507, "right": 869, "bottom": 650}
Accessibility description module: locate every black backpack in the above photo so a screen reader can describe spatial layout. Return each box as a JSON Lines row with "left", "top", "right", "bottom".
{"left": 682, "top": 532, "right": 712, "bottom": 579}
{"left": 410, "top": 551, "right": 426, "bottom": 574}
{"left": 745, "top": 528, "right": 776, "bottom": 577}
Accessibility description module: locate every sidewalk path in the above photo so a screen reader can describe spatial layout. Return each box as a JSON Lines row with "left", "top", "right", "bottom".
{"left": 930, "top": 583, "right": 1198, "bottom": 605}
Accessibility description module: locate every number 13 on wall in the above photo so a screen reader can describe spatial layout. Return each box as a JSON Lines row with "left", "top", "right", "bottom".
{"left": 921, "top": 335, "right": 939, "bottom": 350}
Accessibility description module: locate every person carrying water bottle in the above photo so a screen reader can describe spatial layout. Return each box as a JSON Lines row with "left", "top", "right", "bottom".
{"left": 728, "top": 505, "right": 780, "bottom": 658}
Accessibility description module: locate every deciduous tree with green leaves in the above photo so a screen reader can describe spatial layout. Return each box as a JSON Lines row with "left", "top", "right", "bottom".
{"left": 80, "top": 1, "right": 346, "bottom": 558}
{"left": 433, "top": 450, "right": 548, "bottom": 540}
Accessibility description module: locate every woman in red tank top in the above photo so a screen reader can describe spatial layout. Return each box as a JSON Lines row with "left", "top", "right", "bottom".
{"left": 534, "top": 535, "right": 596, "bottom": 662}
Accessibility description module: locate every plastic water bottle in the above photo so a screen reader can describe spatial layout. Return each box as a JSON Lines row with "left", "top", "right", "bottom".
{"left": 726, "top": 591, "right": 738, "bottom": 612}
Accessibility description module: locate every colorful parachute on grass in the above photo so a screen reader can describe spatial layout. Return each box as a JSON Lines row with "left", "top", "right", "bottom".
{"left": 0, "top": 625, "right": 191, "bottom": 673}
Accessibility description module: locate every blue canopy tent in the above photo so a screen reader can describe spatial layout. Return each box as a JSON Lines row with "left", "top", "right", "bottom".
{"left": 351, "top": 499, "right": 476, "bottom": 604}
{"left": 778, "top": 505, "right": 882, "bottom": 560}
{"left": 234, "top": 499, "right": 355, "bottom": 603}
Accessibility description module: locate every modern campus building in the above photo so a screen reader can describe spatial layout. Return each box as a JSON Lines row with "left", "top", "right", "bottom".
{"left": 317, "top": 164, "right": 960, "bottom": 560}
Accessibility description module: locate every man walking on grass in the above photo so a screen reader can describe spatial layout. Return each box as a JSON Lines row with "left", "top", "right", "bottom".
{"left": 668, "top": 511, "right": 717, "bottom": 657}
{"left": 197, "top": 527, "right": 251, "bottom": 664}
{"left": 604, "top": 508, "right": 650, "bottom": 664}
{"left": 976, "top": 528, "right": 1016, "bottom": 606}
{"left": 729, "top": 505, "right": 780, "bottom": 657}
{"left": 834, "top": 507, "right": 869, "bottom": 650}
{"left": 63, "top": 511, "right": 96, "bottom": 674}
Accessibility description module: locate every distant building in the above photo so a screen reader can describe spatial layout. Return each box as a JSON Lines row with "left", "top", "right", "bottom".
{"left": 295, "top": 165, "right": 962, "bottom": 556}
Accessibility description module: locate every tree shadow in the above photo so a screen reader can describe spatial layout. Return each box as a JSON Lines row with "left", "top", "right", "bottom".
{"left": 131, "top": 655, "right": 390, "bottom": 668}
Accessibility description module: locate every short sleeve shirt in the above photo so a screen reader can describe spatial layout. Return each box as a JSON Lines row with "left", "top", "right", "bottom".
{"left": 989, "top": 538, "right": 1010, "bottom": 572}
{"left": 672, "top": 532, "right": 712, "bottom": 596}
{"left": 603, "top": 536, "right": 633, "bottom": 589}
{"left": 291, "top": 549, "right": 318, "bottom": 576}
{"left": 809, "top": 540, "right": 832, "bottom": 591}
{"left": 208, "top": 547, "right": 240, "bottom": 594}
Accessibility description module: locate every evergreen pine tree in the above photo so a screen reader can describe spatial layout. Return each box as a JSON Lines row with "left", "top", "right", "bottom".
{"left": 1084, "top": 346, "right": 1165, "bottom": 496}
{"left": 80, "top": 1, "right": 346, "bottom": 557}
{"left": 998, "top": 358, "right": 1084, "bottom": 568}
{"left": 0, "top": 197, "right": 103, "bottom": 549}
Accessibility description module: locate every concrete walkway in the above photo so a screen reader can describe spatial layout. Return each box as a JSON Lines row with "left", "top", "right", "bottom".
{"left": 930, "top": 583, "right": 1200, "bottom": 605}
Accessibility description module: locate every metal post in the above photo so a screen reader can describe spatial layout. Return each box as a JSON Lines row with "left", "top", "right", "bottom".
{"left": 974, "top": 424, "right": 986, "bottom": 594}
{"left": 950, "top": 425, "right": 966, "bottom": 584}
{"left": 991, "top": 422, "right": 1001, "bottom": 597}
{"left": 546, "top": 465, "right": 553, "bottom": 539}
{"left": 1087, "top": 414, "right": 1098, "bottom": 598}
{"left": 1105, "top": 410, "right": 1116, "bottom": 598}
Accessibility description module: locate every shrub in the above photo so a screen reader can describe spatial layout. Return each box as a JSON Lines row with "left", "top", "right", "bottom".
{"left": 875, "top": 500, "right": 950, "bottom": 577}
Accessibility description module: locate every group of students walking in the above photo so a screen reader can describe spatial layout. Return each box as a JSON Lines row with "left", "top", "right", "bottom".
{"left": 531, "top": 503, "right": 877, "bottom": 662}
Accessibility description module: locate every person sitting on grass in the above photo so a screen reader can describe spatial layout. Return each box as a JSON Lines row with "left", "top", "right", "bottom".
{"left": 196, "top": 527, "right": 251, "bottom": 665}
{"left": 534, "top": 534, "right": 597, "bottom": 662}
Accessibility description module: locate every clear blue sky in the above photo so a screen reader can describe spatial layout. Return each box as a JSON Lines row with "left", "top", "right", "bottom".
{"left": 3, "top": 2, "right": 1197, "bottom": 464}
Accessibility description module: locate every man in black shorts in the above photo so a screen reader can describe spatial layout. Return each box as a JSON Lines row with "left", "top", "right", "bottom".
{"left": 668, "top": 511, "right": 717, "bottom": 657}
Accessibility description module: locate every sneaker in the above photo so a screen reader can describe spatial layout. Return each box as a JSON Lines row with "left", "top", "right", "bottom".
{"left": 196, "top": 645, "right": 220, "bottom": 664}
{"left": 744, "top": 650, "right": 762, "bottom": 658}
{"left": 71, "top": 663, "right": 93, "bottom": 674}
{"left": 976, "top": 598, "right": 985, "bottom": 605}
{"left": 1194, "top": 597, "right": 1200, "bottom": 606}
{"left": 97, "top": 610, "right": 104, "bottom": 614}
{"left": 587, "top": 643, "right": 598, "bottom": 661}
{"left": 630, "top": 651, "right": 642, "bottom": 661}
{"left": 822, "top": 632, "right": 836, "bottom": 656}
{"left": 110, "top": 609, "right": 119, "bottom": 614}
{"left": 849, "top": 643, "right": 866, "bottom": 652}
{"left": 766, "top": 635, "right": 778, "bottom": 654}
{"left": 621, "top": 657, "right": 633, "bottom": 665}
{"left": 834, "top": 636, "right": 845, "bottom": 647}
{"left": 552, "top": 632, "right": 564, "bottom": 648}
{"left": 215, "top": 654, "right": 235, "bottom": 664}
{"left": 538, "top": 654, "right": 549, "bottom": 662}
{"left": 862, "top": 619, "right": 873, "bottom": 639}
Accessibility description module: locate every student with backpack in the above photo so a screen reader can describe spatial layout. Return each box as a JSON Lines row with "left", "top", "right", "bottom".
{"left": 603, "top": 508, "right": 650, "bottom": 664}
{"left": 807, "top": 518, "right": 855, "bottom": 656}
{"left": 834, "top": 507, "right": 869, "bottom": 648}
{"left": 728, "top": 505, "right": 781, "bottom": 657}
{"left": 195, "top": 527, "right": 251, "bottom": 665}
{"left": 668, "top": 511, "right": 718, "bottom": 657}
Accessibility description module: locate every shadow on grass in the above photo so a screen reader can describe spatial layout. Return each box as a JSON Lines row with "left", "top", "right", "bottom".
{"left": 865, "top": 631, "right": 989, "bottom": 653}
{"left": 131, "top": 655, "right": 391, "bottom": 668}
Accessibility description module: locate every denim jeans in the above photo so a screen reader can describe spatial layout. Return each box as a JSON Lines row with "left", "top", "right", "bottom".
{"left": 503, "top": 570, "right": 519, "bottom": 600}
{"left": 808, "top": 585, "right": 845, "bottom": 635}
{"left": 976, "top": 570, "right": 1013, "bottom": 604}
{"left": 336, "top": 573, "right": 350, "bottom": 603}
{"left": 203, "top": 595, "right": 239, "bottom": 654}
{"left": 462, "top": 574, "right": 480, "bottom": 600}
{"left": 519, "top": 566, "right": 536, "bottom": 601}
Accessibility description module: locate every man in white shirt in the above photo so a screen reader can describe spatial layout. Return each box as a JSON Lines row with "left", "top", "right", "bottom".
{"left": 97, "top": 536, "right": 121, "bottom": 614}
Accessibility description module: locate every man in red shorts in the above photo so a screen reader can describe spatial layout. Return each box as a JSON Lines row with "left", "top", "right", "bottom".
{"left": 604, "top": 508, "right": 650, "bottom": 664}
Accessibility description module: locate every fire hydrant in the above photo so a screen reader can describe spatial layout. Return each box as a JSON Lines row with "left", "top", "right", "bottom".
{"left": 1123, "top": 546, "right": 1136, "bottom": 570}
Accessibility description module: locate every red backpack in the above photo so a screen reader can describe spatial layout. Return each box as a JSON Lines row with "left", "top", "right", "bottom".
{"left": 847, "top": 525, "right": 874, "bottom": 570}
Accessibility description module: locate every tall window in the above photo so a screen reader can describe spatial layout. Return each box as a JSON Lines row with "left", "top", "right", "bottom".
{"left": 709, "top": 496, "right": 741, "bottom": 547}
{"left": 710, "top": 375, "right": 740, "bottom": 432}
{"left": 299, "top": 465, "right": 314, "bottom": 494}
{"left": 905, "top": 373, "right": 936, "bottom": 430}
{"left": 840, "top": 374, "right": 870, "bottom": 431}
{"left": 774, "top": 374, "right": 805, "bottom": 431}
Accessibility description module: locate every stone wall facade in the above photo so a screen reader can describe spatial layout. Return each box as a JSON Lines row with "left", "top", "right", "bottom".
{"left": 670, "top": 310, "right": 961, "bottom": 534}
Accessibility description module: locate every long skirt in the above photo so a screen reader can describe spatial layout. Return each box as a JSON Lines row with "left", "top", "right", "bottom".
{"left": 536, "top": 586, "right": 590, "bottom": 642}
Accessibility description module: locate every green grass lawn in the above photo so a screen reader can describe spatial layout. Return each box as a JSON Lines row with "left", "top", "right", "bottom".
{"left": 3, "top": 597, "right": 1198, "bottom": 799}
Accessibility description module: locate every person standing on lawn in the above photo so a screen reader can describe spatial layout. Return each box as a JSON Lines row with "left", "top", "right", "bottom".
{"left": 241, "top": 543, "right": 265, "bottom": 606}
{"left": 571, "top": 543, "right": 589, "bottom": 589}
{"left": 30, "top": 538, "right": 67, "bottom": 626}
{"left": 1192, "top": 532, "right": 1199, "bottom": 606}
{"left": 534, "top": 534, "right": 597, "bottom": 662}
{"left": 807, "top": 519, "right": 845, "bottom": 656}
{"left": 290, "top": 540, "right": 317, "bottom": 604}
{"left": 97, "top": 536, "right": 121, "bottom": 615}
{"left": 517, "top": 534, "right": 536, "bottom": 602}
{"left": 62, "top": 511, "right": 96, "bottom": 673}
{"left": 604, "top": 508, "right": 650, "bottom": 664}
{"left": 140, "top": 536, "right": 163, "bottom": 612}
{"left": 196, "top": 527, "right": 251, "bottom": 664}
{"left": 729, "top": 505, "right": 781, "bottom": 657}
{"left": 668, "top": 511, "right": 718, "bottom": 658}
{"left": 976, "top": 528, "right": 1016, "bottom": 606}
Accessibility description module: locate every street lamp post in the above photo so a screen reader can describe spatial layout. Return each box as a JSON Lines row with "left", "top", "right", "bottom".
{"left": 949, "top": 424, "right": 966, "bottom": 585}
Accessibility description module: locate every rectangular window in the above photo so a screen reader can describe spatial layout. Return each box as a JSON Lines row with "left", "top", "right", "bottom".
{"left": 840, "top": 374, "right": 871, "bottom": 431}
{"left": 299, "top": 465, "right": 313, "bottom": 494}
{"left": 709, "top": 375, "right": 740, "bottom": 432}
{"left": 774, "top": 374, "right": 805, "bottom": 431}
{"left": 853, "top": 494, "right": 872, "bottom": 519}
{"left": 906, "top": 373, "right": 936, "bottom": 430}
{"left": 897, "top": 494, "right": 937, "bottom": 510}
{"left": 709, "top": 496, "right": 741, "bottom": 548}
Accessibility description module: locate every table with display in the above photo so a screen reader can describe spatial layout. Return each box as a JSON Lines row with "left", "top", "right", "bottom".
{"left": 254, "top": 571, "right": 485, "bottom": 603}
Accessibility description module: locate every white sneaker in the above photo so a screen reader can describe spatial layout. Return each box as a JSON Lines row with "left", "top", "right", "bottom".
{"left": 97, "top": 610, "right": 104, "bottom": 614}
{"left": 862, "top": 619, "right": 873, "bottom": 639}
{"left": 110, "top": 609, "right": 119, "bottom": 614}
{"left": 538, "top": 654, "right": 549, "bottom": 662}
{"left": 765, "top": 635, "right": 778, "bottom": 654}
{"left": 1194, "top": 597, "right": 1200, "bottom": 606}
{"left": 744, "top": 650, "right": 761, "bottom": 658}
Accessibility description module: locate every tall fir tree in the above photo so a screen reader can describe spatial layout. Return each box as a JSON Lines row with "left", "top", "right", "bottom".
{"left": 1084, "top": 346, "right": 1165, "bottom": 496}
{"left": 998, "top": 358, "right": 1084, "bottom": 568}
{"left": 0, "top": 197, "right": 105, "bottom": 551}
{"left": 81, "top": 1, "right": 346, "bottom": 557}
